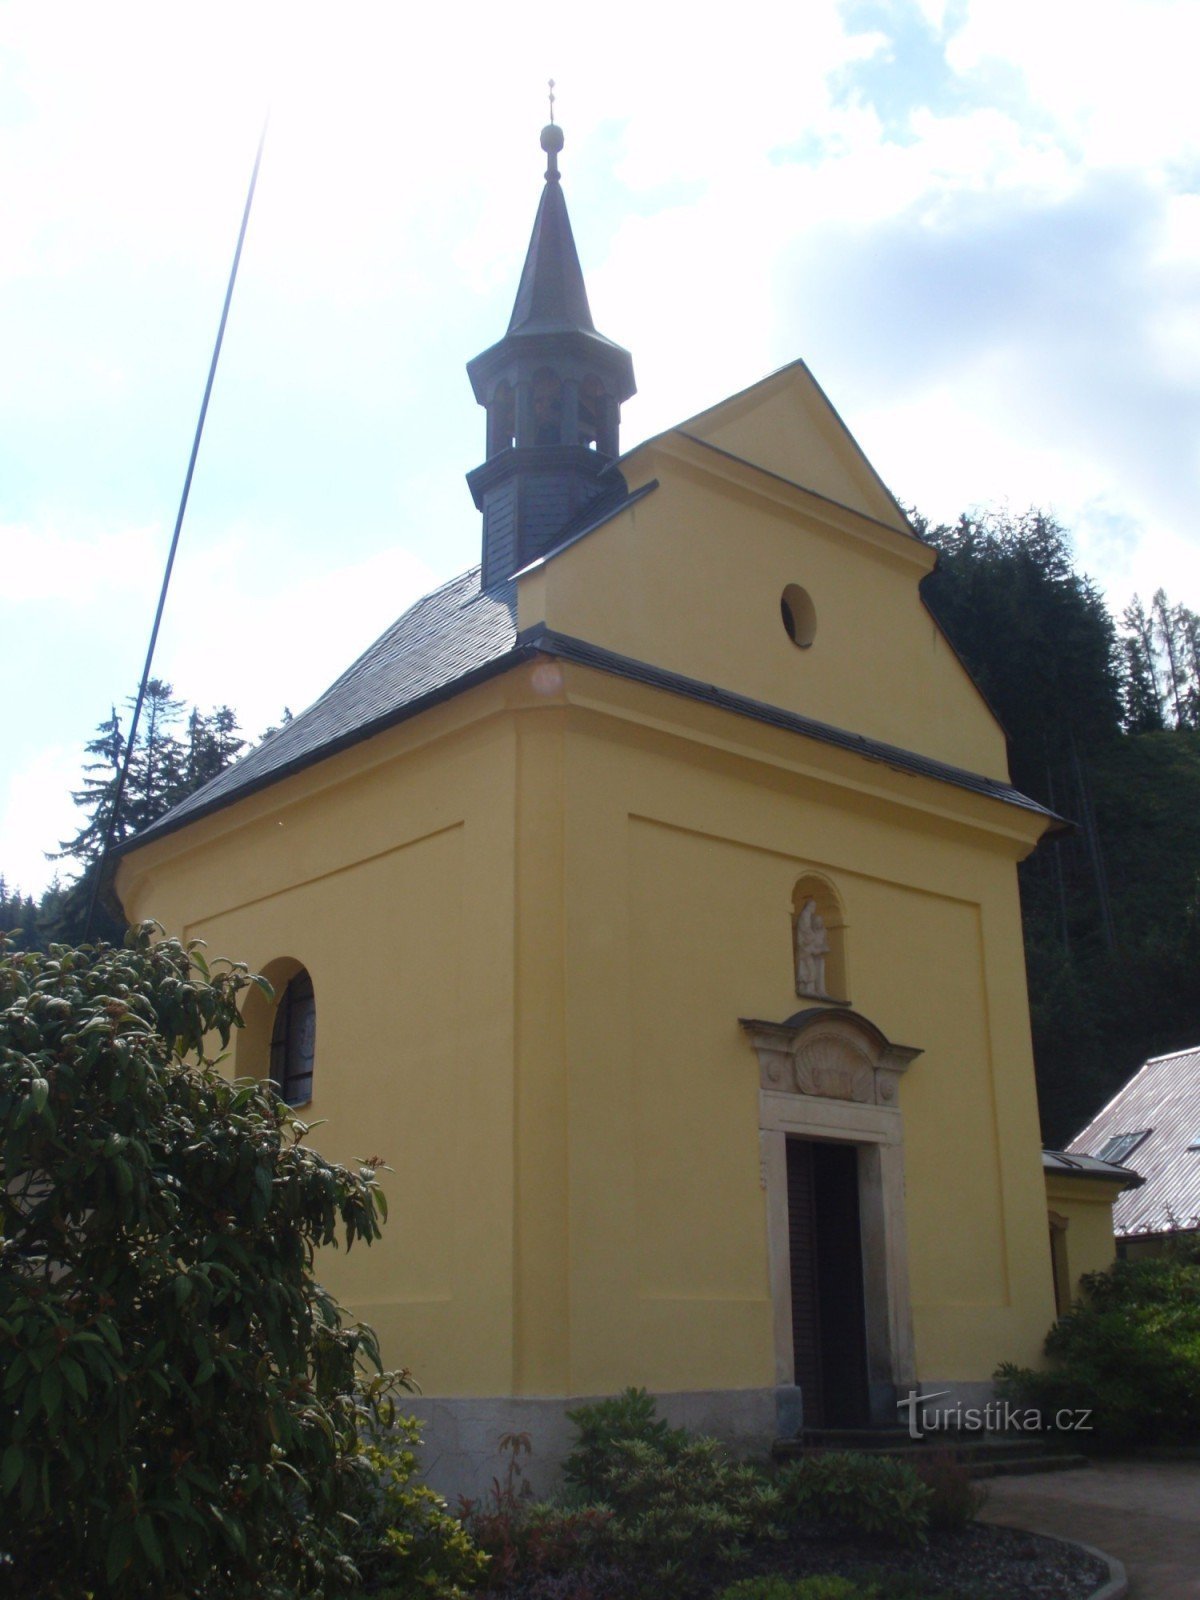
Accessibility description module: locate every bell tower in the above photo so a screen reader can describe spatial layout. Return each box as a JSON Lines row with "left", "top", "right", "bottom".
{"left": 467, "top": 115, "right": 636, "bottom": 589}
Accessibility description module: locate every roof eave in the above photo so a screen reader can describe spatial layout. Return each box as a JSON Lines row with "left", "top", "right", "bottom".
{"left": 113, "top": 641, "right": 539, "bottom": 861}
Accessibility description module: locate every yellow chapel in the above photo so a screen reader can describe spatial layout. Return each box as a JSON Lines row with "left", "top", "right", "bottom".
{"left": 115, "top": 120, "right": 1127, "bottom": 1495}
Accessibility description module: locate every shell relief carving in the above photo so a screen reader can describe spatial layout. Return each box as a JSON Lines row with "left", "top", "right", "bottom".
{"left": 793, "top": 1032, "right": 875, "bottom": 1103}
{"left": 740, "top": 1009, "right": 920, "bottom": 1108}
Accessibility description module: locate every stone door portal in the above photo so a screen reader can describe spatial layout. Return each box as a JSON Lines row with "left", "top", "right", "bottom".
{"left": 742, "top": 1008, "right": 920, "bottom": 1429}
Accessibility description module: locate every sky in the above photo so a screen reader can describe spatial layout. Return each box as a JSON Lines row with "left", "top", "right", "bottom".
{"left": 2, "top": 0, "right": 1198, "bottom": 896}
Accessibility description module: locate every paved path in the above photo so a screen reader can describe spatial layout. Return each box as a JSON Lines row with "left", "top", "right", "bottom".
{"left": 980, "top": 1461, "right": 1200, "bottom": 1599}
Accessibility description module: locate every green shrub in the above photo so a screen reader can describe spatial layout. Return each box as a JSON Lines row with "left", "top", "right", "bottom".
{"left": 593, "top": 1434, "right": 782, "bottom": 1598}
{"left": 996, "top": 1253, "right": 1200, "bottom": 1448}
{"left": 0, "top": 927, "right": 409, "bottom": 1598}
{"left": 346, "top": 1413, "right": 489, "bottom": 1597}
{"left": 464, "top": 1497, "right": 613, "bottom": 1590}
{"left": 458, "top": 1431, "right": 614, "bottom": 1592}
{"left": 714, "top": 1569, "right": 970, "bottom": 1600}
{"left": 717, "top": 1575, "right": 965, "bottom": 1600}
{"left": 909, "top": 1451, "right": 985, "bottom": 1532}
{"left": 718, "top": 1577, "right": 874, "bottom": 1600}
{"left": 777, "top": 1452, "right": 931, "bottom": 1547}
{"left": 464, "top": 1395, "right": 784, "bottom": 1597}
{"left": 562, "top": 1386, "right": 688, "bottom": 1500}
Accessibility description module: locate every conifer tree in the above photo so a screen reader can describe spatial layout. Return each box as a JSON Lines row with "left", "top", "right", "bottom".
{"left": 43, "top": 686, "right": 247, "bottom": 945}
{"left": 1120, "top": 596, "right": 1166, "bottom": 733}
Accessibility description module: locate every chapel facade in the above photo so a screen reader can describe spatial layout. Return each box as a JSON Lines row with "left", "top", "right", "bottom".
{"left": 116, "top": 121, "right": 1116, "bottom": 1494}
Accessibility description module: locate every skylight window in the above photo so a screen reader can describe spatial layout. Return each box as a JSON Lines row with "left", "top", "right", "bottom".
{"left": 1096, "top": 1131, "right": 1151, "bottom": 1165}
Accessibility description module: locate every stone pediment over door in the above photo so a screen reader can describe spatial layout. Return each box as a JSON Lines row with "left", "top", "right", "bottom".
{"left": 739, "top": 1008, "right": 921, "bottom": 1108}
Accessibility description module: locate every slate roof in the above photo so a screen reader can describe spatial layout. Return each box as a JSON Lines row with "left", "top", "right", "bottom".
{"left": 507, "top": 162, "right": 596, "bottom": 338}
{"left": 1069, "top": 1045, "right": 1200, "bottom": 1237}
{"left": 125, "top": 567, "right": 518, "bottom": 847}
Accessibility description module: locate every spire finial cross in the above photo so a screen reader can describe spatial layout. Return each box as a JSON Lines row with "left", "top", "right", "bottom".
{"left": 540, "top": 80, "right": 564, "bottom": 178}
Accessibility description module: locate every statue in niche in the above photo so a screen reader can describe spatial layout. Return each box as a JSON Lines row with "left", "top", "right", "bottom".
{"left": 794, "top": 897, "right": 831, "bottom": 999}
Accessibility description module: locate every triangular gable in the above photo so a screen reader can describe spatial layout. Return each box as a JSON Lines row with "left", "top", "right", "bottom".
{"left": 677, "top": 361, "right": 912, "bottom": 536}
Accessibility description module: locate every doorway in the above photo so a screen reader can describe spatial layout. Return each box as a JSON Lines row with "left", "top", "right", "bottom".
{"left": 786, "top": 1137, "right": 870, "bottom": 1428}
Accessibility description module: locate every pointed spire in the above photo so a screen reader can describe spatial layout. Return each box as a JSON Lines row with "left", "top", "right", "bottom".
{"left": 466, "top": 105, "right": 636, "bottom": 588}
{"left": 506, "top": 121, "right": 596, "bottom": 337}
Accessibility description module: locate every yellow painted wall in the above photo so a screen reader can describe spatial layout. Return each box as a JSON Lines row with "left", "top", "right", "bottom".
{"left": 522, "top": 438, "right": 1007, "bottom": 779}
{"left": 679, "top": 361, "right": 909, "bottom": 532}
{"left": 545, "top": 673, "right": 1055, "bottom": 1392}
{"left": 119, "top": 684, "right": 523, "bottom": 1394}
{"left": 1045, "top": 1176, "right": 1122, "bottom": 1302}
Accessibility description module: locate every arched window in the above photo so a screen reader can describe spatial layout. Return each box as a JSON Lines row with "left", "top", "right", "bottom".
{"left": 532, "top": 368, "right": 563, "bottom": 445}
{"left": 578, "top": 375, "right": 612, "bottom": 452}
{"left": 270, "top": 968, "right": 317, "bottom": 1106}
{"left": 791, "top": 876, "right": 849, "bottom": 1005}
{"left": 488, "top": 381, "right": 515, "bottom": 456}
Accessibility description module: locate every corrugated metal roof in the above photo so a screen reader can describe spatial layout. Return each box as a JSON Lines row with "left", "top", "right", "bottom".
{"left": 1068, "top": 1046, "right": 1200, "bottom": 1236}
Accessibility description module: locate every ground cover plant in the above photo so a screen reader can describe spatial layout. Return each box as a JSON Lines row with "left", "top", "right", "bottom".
{"left": 996, "top": 1245, "right": 1200, "bottom": 1448}
{"left": 464, "top": 1391, "right": 1103, "bottom": 1600}
{"left": 0, "top": 925, "right": 482, "bottom": 1600}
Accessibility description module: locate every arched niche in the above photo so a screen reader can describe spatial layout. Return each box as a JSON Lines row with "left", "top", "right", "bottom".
{"left": 235, "top": 955, "right": 310, "bottom": 1091}
{"left": 791, "top": 873, "right": 849, "bottom": 1005}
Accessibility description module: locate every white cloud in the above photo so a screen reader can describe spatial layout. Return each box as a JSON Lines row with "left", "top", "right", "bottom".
{"left": 0, "top": 746, "right": 82, "bottom": 897}
{"left": 156, "top": 540, "right": 439, "bottom": 738}
{"left": 2, "top": 521, "right": 162, "bottom": 606}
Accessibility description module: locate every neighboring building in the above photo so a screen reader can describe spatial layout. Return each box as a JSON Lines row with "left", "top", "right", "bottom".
{"left": 1068, "top": 1044, "right": 1200, "bottom": 1259}
{"left": 1041, "top": 1149, "right": 1141, "bottom": 1314}
{"left": 115, "top": 121, "right": 1118, "bottom": 1494}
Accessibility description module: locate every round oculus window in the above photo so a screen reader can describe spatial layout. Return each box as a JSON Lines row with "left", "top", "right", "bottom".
{"left": 781, "top": 584, "right": 817, "bottom": 648}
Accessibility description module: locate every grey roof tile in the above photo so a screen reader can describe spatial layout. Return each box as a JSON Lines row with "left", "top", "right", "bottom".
{"left": 127, "top": 567, "right": 517, "bottom": 847}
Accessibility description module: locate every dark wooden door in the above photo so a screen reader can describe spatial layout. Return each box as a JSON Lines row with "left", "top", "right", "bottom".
{"left": 786, "top": 1137, "right": 870, "bottom": 1428}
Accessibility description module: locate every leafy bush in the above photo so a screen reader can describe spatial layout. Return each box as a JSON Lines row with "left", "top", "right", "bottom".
{"left": 777, "top": 1453, "right": 931, "bottom": 1547}
{"left": 996, "top": 1252, "right": 1200, "bottom": 1448}
{"left": 0, "top": 926, "right": 412, "bottom": 1599}
{"left": 719, "top": 1577, "right": 873, "bottom": 1600}
{"left": 461, "top": 1431, "right": 614, "bottom": 1594}
{"left": 467, "top": 1499, "right": 614, "bottom": 1591}
{"left": 472, "top": 1396, "right": 775, "bottom": 1597}
{"left": 501, "top": 1564, "right": 637, "bottom": 1600}
{"left": 589, "top": 1434, "right": 782, "bottom": 1598}
{"left": 347, "top": 1413, "right": 488, "bottom": 1597}
{"left": 718, "top": 1574, "right": 961, "bottom": 1600}
{"left": 908, "top": 1451, "right": 985, "bottom": 1533}
{"left": 562, "top": 1386, "right": 688, "bottom": 1500}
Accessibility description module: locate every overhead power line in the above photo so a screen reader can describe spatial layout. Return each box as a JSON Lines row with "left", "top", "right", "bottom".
{"left": 83, "top": 115, "right": 270, "bottom": 941}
